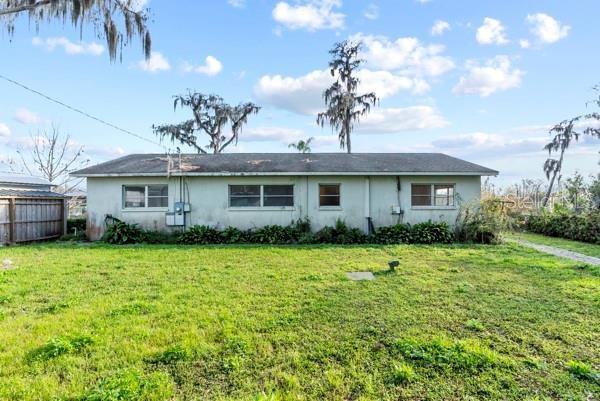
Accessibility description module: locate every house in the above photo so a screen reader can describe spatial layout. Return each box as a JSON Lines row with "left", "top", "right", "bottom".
{"left": 72, "top": 153, "right": 498, "bottom": 240}
{"left": 0, "top": 174, "right": 68, "bottom": 244}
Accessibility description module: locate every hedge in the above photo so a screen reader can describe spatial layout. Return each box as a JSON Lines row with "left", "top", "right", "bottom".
{"left": 525, "top": 210, "right": 600, "bottom": 244}
{"left": 103, "top": 218, "right": 455, "bottom": 246}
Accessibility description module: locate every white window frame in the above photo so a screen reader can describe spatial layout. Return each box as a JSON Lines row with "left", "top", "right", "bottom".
{"left": 122, "top": 184, "right": 168, "bottom": 210}
{"left": 318, "top": 183, "right": 342, "bottom": 210}
{"left": 410, "top": 183, "right": 456, "bottom": 209}
{"left": 228, "top": 184, "right": 295, "bottom": 210}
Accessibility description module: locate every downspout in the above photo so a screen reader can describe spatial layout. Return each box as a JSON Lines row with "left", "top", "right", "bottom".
{"left": 365, "top": 177, "right": 373, "bottom": 234}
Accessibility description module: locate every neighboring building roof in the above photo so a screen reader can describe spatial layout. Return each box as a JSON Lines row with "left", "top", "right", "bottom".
{"left": 0, "top": 174, "right": 52, "bottom": 187}
{"left": 72, "top": 153, "right": 499, "bottom": 177}
{"left": 0, "top": 189, "right": 66, "bottom": 198}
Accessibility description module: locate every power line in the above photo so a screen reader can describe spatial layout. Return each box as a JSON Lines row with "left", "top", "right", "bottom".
{"left": 0, "top": 73, "right": 166, "bottom": 150}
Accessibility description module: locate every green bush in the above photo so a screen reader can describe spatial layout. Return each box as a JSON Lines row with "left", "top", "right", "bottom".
{"left": 178, "top": 225, "right": 223, "bottom": 245}
{"left": 454, "top": 199, "right": 510, "bottom": 244}
{"left": 102, "top": 220, "right": 144, "bottom": 245}
{"left": 312, "top": 219, "right": 368, "bottom": 244}
{"left": 410, "top": 221, "right": 453, "bottom": 244}
{"left": 373, "top": 224, "right": 411, "bottom": 244}
{"left": 67, "top": 218, "right": 86, "bottom": 233}
{"left": 525, "top": 210, "right": 600, "bottom": 244}
{"left": 250, "top": 225, "right": 298, "bottom": 244}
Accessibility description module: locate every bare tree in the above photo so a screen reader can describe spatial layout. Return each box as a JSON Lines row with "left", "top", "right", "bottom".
{"left": 153, "top": 92, "right": 260, "bottom": 154}
{"left": 12, "top": 125, "right": 88, "bottom": 193}
{"left": 317, "top": 41, "right": 378, "bottom": 153}
{"left": 0, "top": 0, "right": 151, "bottom": 61}
{"left": 543, "top": 86, "right": 600, "bottom": 206}
{"left": 288, "top": 137, "right": 314, "bottom": 153}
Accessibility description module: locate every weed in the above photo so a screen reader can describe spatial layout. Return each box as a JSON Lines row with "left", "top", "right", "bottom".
{"left": 391, "top": 362, "right": 415, "bottom": 384}
{"left": 146, "top": 345, "right": 191, "bottom": 365}
{"left": 26, "top": 335, "right": 93, "bottom": 363}
{"left": 79, "top": 369, "right": 173, "bottom": 401}
{"left": 566, "top": 360, "right": 599, "bottom": 382}
{"left": 465, "top": 319, "right": 485, "bottom": 332}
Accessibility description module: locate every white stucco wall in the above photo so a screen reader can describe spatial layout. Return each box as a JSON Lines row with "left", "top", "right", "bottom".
{"left": 85, "top": 174, "right": 481, "bottom": 240}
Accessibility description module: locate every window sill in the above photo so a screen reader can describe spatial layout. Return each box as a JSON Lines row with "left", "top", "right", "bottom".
{"left": 410, "top": 206, "right": 457, "bottom": 210}
{"left": 228, "top": 207, "right": 296, "bottom": 211}
{"left": 121, "top": 208, "right": 169, "bottom": 213}
{"left": 318, "top": 206, "right": 343, "bottom": 211}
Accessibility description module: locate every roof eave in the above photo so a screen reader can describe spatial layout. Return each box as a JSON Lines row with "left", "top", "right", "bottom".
{"left": 73, "top": 171, "right": 498, "bottom": 178}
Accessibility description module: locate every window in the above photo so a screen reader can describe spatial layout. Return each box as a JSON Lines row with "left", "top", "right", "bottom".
{"left": 263, "top": 185, "right": 294, "bottom": 207}
{"left": 434, "top": 185, "right": 454, "bottom": 206}
{"left": 123, "top": 185, "right": 168, "bottom": 209}
{"left": 411, "top": 184, "right": 455, "bottom": 207}
{"left": 229, "top": 185, "right": 294, "bottom": 207}
{"left": 319, "top": 184, "right": 341, "bottom": 207}
{"left": 229, "top": 185, "right": 261, "bottom": 207}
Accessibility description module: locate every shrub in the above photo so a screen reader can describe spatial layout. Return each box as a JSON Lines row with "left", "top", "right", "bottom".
{"left": 250, "top": 225, "right": 298, "bottom": 244}
{"left": 67, "top": 217, "right": 86, "bottom": 233}
{"left": 455, "top": 199, "right": 510, "bottom": 244}
{"left": 410, "top": 221, "right": 453, "bottom": 244}
{"left": 102, "top": 220, "right": 144, "bottom": 245}
{"left": 221, "top": 226, "right": 248, "bottom": 243}
{"left": 314, "top": 219, "right": 368, "bottom": 244}
{"left": 525, "top": 210, "right": 600, "bottom": 244}
{"left": 373, "top": 224, "right": 411, "bottom": 244}
{"left": 178, "top": 225, "right": 223, "bottom": 245}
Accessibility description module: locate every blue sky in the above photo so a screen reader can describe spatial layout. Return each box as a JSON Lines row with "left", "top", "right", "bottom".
{"left": 0, "top": 0, "right": 598, "bottom": 186}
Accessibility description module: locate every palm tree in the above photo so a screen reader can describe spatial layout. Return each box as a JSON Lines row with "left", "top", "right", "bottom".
{"left": 288, "top": 137, "right": 314, "bottom": 153}
{"left": 317, "top": 41, "right": 378, "bottom": 153}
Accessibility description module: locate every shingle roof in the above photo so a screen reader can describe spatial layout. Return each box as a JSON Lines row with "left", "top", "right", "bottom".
{"left": 72, "top": 153, "right": 498, "bottom": 176}
{"left": 0, "top": 189, "right": 66, "bottom": 198}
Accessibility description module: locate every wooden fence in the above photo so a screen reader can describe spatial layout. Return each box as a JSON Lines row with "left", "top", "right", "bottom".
{"left": 0, "top": 197, "right": 67, "bottom": 244}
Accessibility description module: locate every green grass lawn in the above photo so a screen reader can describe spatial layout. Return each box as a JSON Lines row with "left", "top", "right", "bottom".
{"left": 507, "top": 231, "right": 600, "bottom": 259}
{"left": 0, "top": 243, "right": 598, "bottom": 400}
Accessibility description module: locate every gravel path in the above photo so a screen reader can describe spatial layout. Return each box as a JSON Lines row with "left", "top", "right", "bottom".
{"left": 510, "top": 239, "right": 600, "bottom": 266}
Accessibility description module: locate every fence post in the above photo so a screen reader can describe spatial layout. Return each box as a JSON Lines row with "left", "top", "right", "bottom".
{"left": 8, "top": 198, "right": 16, "bottom": 244}
{"left": 61, "top": 198, "right": 68, "bottom": 237}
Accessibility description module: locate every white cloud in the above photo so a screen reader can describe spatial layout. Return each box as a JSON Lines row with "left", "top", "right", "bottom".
{"left": 130, "top": 0, "right": 150, "bottom": 12}
{"left": 526, "top": 13, "right": 570, "bottom": 44}
{"left": 0, "top": 123, "right": 10, "bottom": 137}
{"left": 519, "top": 39, "right": 531, "bottom": 49}
{"left": 228, "top": 0, "right": 245, "bottom": 8}
{"left": 363, "top": 4, "right": 379, "bottom": 20}
{"left": 453, "top": 56, "right": 523, "bottom": 97}
{"left": 32, "top": 36, "right": 104, "bottom": 55}
{"left": 353, "top": 33, "right": 455, "bottom": 76}
{"left": 358, "top": 106, "right": 449, "bottom": 133}
{"left": 272, "top": 0, "right": 345, "bottom": 31}
{"left": 431, "top": 20, "right": 450, "bottom": 36}
{"left": 416, "top": 0, "right": 432, "bottom": 3}
{"left": 183, "top": 56, "right": 223, "bottom": 76}
{"left": 14, "top": 108, "right": 41, "bottom": 125}
{"left": 137, "top": 52, "right": 171, "bottom": 73}
{"left": 255, "top": 68, "right": 430, "bottom": 115}
{"left": 476, "top": 17, "right": 509, "bottom": 45}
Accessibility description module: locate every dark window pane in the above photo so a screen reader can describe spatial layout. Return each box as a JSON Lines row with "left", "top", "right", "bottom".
{"left": 148, "top": 185, "right": 168, "bottom": 197}
{"left": 230, "top": 185, "right": 260, "bottom": 196}
{"left": 230, "top": 196, "right": 261, "bottom": 207}
{"left": 412, "top": 184, "right": 431, "bottom": 196}
{"left": 124, "top": 186, "right": 145, "bottom": 208}
{"left": 320, "top": 195, "right": 340, "bottom": 206}
{"left": 319, "top": 184, "right": 340, "bottom": 196}
{"left": 411, "top": 196, "right": 431, "bottom": 206}
{"left": 264, "top": 196, "right": 294, "bottom": 207}
{"left": 148, "top": 196, "right": 168, "bottom": 207}
{"left": 264, "top": 185, "right": 293, "bottom": 196}
{"left": 411, "top": 184, "right": 432, "bottom": 206}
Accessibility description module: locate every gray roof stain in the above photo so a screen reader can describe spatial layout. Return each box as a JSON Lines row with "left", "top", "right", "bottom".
{"left": 72, "top": 153, "right": 499, "bottom": 176}
{"left": 0, "top": 174, "right": 51, "bottom": 186}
